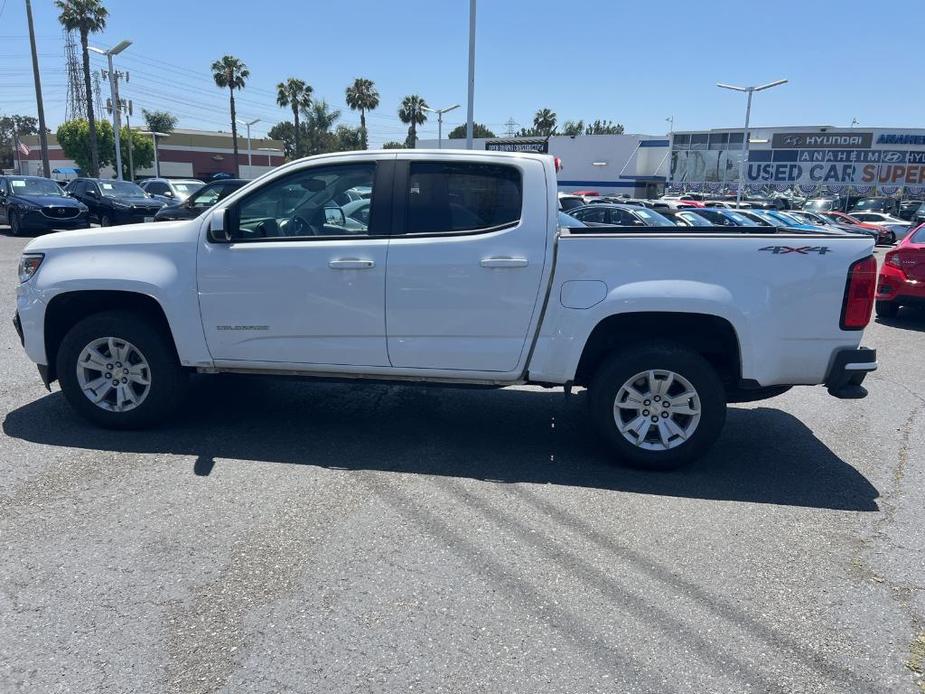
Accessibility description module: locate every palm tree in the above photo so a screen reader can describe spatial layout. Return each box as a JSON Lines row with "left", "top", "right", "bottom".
{"left": 345, "top": 78, "right": 379, "bottom": 149}
{"left": 211, "top": 55, "right": 249, "bottom": 175}
{"left": 533, "top": 108, "right": 557, "bottom": 136}
{"left": 398, "top": 95, "right": 428, "bottom": 148}
{"left": 56, "top": 0, "right": 107, "bottom": 177}
{"left": 303, "top": 100, "right": 340, "bottom": 155}
{"left": 276, "top": 78, "right": 312, "bottom": 158}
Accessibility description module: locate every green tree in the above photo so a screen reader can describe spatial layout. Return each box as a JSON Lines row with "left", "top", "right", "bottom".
{"left": 55, "top": 0, "right": 108, "bottom": 177}
{"left": 561, "top": 120, "right": 584, "bottom": 136}
{"left": 515, "top": 126, "right": 540, "bottom": 137}
{"left": 57, "top": 119, "right": 153, "bottom": 178}
{"left": 303, "top": 99, "right": 341, "bottom": 155}
{"left": 119, "top": 127, "right": 154, "bottom": 179}
{"left": 333, "top": 125, "right": 363, "bottom": 151}
{"left": 447, "top": 122, "right": 495, "bottom": 139}
{"left": 211, "top": 55, "right": 249, "bottom": 176}
{"left": 381, "top": 141, "right": 404, "bottom": 149}
{"left": 398, "top": 95, "right": 428, "bottom": 148}
{"left": 533, "top": 108, "right": 557, "bottom": 136}
{"left": 344, "top": 77, "right": 379, "bottom": 149}
{"left": 267, "top": 121, "right": 300, "bottom": 159}
{"left": 141, "top": 109, "right": 177, "bottom": 137}
{"left": 276, "top": 78, "right": 312, "bottom": 158}
{"left": 585, "top": 119, "right": 624, "bottom": 135}
{"left": 0, "top": 114, "right": 39, "bottom": 169}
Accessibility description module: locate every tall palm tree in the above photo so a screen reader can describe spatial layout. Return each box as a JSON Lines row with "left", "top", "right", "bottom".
{"left": 211, "top": 55, "right": 249, "bottom": 175}
{"left": 56, "top": 0, "right": 107, "bottom": 177}
{"left": 345, "top": 78, "right": 379, "bottom": 150}
{"left": 533, "top": 108, "right": 557, "bottom": 136}
{"left": 398, "top": 95, "right": 428, "bottom": 148}
{"left": 276, "top": 78, "right": 312, "bottom": 158}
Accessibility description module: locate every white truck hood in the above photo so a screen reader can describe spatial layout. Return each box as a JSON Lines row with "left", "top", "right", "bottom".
{"left": 24, "top": 220, "right": 195, "bottom": 253}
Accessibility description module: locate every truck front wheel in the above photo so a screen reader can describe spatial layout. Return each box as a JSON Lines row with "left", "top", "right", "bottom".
{"left": 589, "top": 343, "right": 727, "bottom": 470}
{"left": 56, "top": 310, "right": 188, "bottom": 429}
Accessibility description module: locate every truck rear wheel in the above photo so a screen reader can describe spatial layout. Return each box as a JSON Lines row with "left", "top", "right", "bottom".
{"left": 588, "top": 343, "right": 727, "bottom": 470}
{"left": 56, "top": 310, "right": 188, "bottom": 429}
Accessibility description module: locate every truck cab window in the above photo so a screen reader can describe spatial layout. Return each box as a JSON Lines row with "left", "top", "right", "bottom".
{"left": 405, "top": 162, "right": 522, "bottom": 234}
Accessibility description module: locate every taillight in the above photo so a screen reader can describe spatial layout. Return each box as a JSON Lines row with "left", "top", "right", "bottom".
{"left": 886, "top": 251, "right": 902, "bottom": 269}
{"left": 840, "top": 255, "right": 877, "bottom": 330}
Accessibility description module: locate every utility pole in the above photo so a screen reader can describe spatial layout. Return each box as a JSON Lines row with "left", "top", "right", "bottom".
{"left": 91, "top": 40, "right": 132, "bottom": 179}
{"left": 25, "top": 0, "right": 50, "bottom": 178}
{"left": 465, "top": 0, "right": 476, "bottom": 149}
{"left": 422, "top": 104, "right": 460, "bottom": 148}
{"left": 123, "top": 100, "right": 134, "bottom": 181}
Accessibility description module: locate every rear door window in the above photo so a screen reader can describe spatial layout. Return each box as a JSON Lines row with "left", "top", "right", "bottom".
{"left": 404, "top": 162, "right": 522, "bottom": 234}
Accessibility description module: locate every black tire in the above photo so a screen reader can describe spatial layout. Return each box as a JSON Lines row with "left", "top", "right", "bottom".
{"left": 100, "top": 214, "right": 112, "bottom": 227}
{"left": 56, "top": 310, "right": 188, "bottom": 429}
{"left": 9, "top": 210, "right": 22, "bottom": 236}
{"left": 888, "top": 231, "right": 896, "bottom": 245}
{"left": 588, "top": 342, "right": 727, "bottom": 470}
{"left": 875, "top": 300, "right": 899, "bottom": 318}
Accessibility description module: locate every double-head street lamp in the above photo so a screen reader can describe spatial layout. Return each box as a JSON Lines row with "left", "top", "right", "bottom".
{"left": 422, "top": 104, "right": 460, "bottom": 148}
{"left": 89, "top": 40, "right": 132, "bottom": 180}
{"left": 716, "top": 79, "right": 787, "bottom": 205}
{"left": 236, "top": 118, "right": 260, "bottom": 168}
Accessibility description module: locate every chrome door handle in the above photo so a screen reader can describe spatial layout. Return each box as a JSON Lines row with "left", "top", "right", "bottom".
{"left": 329, "top": 258, "right": 375, "bottom": 269}
{"left": 480, "top": 257, "right": 529, "bottom": 268}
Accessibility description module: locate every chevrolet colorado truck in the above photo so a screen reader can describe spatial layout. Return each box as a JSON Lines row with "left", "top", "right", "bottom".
{"left": 13, "top": 150, "right": 878, "bottom": 469}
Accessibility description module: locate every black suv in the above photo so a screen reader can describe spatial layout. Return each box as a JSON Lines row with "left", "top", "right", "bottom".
{"left": 0, "top": 175, "right": 90, "bottom": 236}
{"left": 65, "top": 178, "right": 165, "bottom": 226}
{"left": 154, "top": 178, "right": 248, "bottom": 222}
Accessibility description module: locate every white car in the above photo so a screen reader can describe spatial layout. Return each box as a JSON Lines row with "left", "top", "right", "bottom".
{"left": 14, "top": 150, "right": 878, "bottom": 470}
{"left": 844, "top": 212, "right": 913, "bottom": 238}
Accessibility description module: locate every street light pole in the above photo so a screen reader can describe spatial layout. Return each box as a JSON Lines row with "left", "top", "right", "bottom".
{"left": 237, "top": 118, "right": 260, "bottom": 170}
{"left": 465, "top": 0, "right": 476, "bottom": 149}
{"left": 90, "top": 40, "right": 132, "bottom": 180}
{"left": 141, "top": 131, "right": 169, "bottom": 177}
{"left": 258, "top": 147, "right": 281, "bottom": 168}
{"left": 422, "top": 104, "right": 460, "bottom": 148}
{"left": 717, "top": 79, "right": 787, "bottom": 206}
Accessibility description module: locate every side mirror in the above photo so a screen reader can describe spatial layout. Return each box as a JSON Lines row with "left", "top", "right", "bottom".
{"left": 324, "top": 207, "right": 346, "bottom": 226}
{"left": 87, "top": 189, "right": 99, "bottom": 198}
{"left": 208, "top": 208, "right": 231, "bottom": 242}
{"left": 164, "top": 190, "right": 174, "bottom": 198}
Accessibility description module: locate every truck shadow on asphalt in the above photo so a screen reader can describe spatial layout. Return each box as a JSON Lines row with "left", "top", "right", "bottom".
{"left": 875, "top": 306, "right": 925, "bottom": 333}
{"left": 3, "top": 375, "right": 879, "bottom": 512}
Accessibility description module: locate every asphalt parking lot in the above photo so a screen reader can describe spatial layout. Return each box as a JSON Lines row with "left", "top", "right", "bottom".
{"left": 0, "top": 230, "right": 923, "bottom": 694}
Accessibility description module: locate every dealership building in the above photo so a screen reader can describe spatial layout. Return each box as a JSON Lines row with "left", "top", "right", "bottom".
{"left": 668, "top": 125, "right": 925, "bottom": 197}
{"left": 17, "top": 128, "right": 285, "bottom": 180}
{"left": 418, "top": 134, "right": 671, "bottom": 198}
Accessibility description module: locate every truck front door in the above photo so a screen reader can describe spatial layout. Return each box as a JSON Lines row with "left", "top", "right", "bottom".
{"left": 385, "top": 156, "right": 549, "bottom": 372}
{"left": 197, "top": 159, "right": 393, "bottom": 367}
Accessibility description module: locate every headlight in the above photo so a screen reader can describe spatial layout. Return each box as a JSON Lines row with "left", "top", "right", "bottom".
{"left": 17, "top": 200, "right": 40, "bottom": 210}
{"left": 111, "top": 201, "right": 131, "bottom": 209}
{"left": 18, "top": 253, "right": 44, "bottom": 283}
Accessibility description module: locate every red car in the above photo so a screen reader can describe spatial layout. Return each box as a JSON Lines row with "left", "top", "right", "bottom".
{"left": 823, "top": 211, "right": 894, "bottom": 245}
{"left": 876, "top": 223, "right": 925, "bottom": 317}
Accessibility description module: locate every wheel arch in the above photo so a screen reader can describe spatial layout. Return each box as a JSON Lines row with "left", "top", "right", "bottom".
{"left": 43, "top": 290, "right": 180, "bottom": 384}
{"left": 573, "top": 311, "right": 743, "bottom": 388}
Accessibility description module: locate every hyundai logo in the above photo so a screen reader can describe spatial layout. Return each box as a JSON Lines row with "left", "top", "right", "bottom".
{"left": 882, "top": 151, "right": 903, "bottom": 163}
{"left": 783, "top": 136, "right": 802, "bottom": 146}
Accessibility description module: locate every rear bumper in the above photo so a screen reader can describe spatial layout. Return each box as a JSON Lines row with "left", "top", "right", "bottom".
{"left": 825, "top": 347, "right": 877, "bottom": 399}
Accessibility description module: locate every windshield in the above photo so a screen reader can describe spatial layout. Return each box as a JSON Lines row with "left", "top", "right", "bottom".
{"left": 633, "top": 208, "right": 675, "bottom": 226}
{"left": 721, "top": 211, "right": 762, "bottom": 226}
{"left": 912, "top": 224, "right": 925, "bottom": 243}
{"left": 677, "top": 212, "right": 711, "bottom": 225}
{"left": 99, "top": 180, "right": 147, "bottom": 198}
{"left": 559, "top": 196, "right": 583, "bottom": 211}
{"left": 173, "top": 182, "right": 204, "bottom": 195}
{"left": 8, "top": 177, "right": 66, "bottom": 197}
{"left": 852, "top": 199, "right": 886, "bottom": 211}
{"left": 804, "top": 199, "right": 834, "bottom": 212}
{"left": 558, "top": 211, "right": 585, "bottom": 227}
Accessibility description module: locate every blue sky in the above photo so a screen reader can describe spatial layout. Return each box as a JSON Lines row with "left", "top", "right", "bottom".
{"left": 2, "top": 0, "right": 920, "bottom": 148}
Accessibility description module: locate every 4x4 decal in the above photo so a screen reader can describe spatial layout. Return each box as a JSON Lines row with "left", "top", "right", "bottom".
{"left": 759, "top": 245, "right": 831, "bottom": 255}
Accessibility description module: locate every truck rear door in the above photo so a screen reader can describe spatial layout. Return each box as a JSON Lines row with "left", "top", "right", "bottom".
{"left": 385, "top": 155, "right": 549, "bottom": 372}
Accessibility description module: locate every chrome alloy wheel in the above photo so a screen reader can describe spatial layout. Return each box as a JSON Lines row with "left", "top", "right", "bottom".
{"left": 613, "top": 369, "right": 702, "bottom": 451}
{"left": 76, "top": 337, "right": 151, "bottom": 412}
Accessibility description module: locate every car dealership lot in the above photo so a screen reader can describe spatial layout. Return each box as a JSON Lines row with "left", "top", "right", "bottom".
{"left": 1, "top": 231, "right": 923, "bottom": 692}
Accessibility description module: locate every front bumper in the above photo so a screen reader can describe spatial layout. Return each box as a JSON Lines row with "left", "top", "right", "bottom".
{"left": 825, "top": 347, "right": 877, "bottom": 399}
{"left": 12, "top": 311, "right": 24, "bottom": 346}
{"left": 20, "top": 208, "right": 89, "bottom": 230}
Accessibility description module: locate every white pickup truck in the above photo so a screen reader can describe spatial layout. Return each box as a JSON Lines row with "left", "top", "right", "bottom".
{"left": 14, "top": 150, "right": 879, "bottom": 469}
